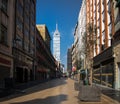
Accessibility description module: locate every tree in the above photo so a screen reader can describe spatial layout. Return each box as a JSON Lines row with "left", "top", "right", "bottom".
{"left": 84, "top": 23, "right": 97, "bottom": 85}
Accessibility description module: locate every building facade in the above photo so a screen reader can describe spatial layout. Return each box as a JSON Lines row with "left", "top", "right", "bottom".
{"left": 36, "top": 27, "right": 57, "bottom": 80}
{"left": 86, "top": 0, "right": 114, "bottom": 88}
{"left": 36, "top": 24, "right": 51, "bottom": 51}
{"left": 77, "top": 0, "right": 86, "bottom": 70}
{"left": 13, "top": 0, "right": 36, "bottom": 83}
{"left": 72, "top": 23, "right": 79, "bottom": 69}
{"left": 53, "top": 24, "right": 60, "bottom": 62}
{"left": 86, "top": 0, "right": 120, "bottom": 90}
{"left": 0, "top": 0, "right": 15, "bottom": 87}
{"left": 67, "top": 48, "right": 72, "bottom": 74}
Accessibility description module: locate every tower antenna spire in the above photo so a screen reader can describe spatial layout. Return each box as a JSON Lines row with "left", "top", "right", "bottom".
{"left": 56, "top": 22, "right": 58, "bottom": 30}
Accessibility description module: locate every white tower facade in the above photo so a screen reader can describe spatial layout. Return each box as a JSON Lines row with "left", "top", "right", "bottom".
{"left": 53, "top": 24, "right": 60, "bottom": 62}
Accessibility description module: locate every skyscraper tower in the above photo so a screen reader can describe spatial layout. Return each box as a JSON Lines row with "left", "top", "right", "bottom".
{"left": 53, "top": 24, "right": 60, "bottom": 62}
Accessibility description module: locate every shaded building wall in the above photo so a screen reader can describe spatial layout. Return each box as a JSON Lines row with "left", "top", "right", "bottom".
{"left": 36, "top": 27, "right": 57, "bottom": 80}
{"left": 67, "top": 48, "right": 72, "bottom": 74}
{"left": 13, "top": 0, "right": 36, "bottom": 83}
{"left": 0, "top": 0, "right": 15, "bottom": 88}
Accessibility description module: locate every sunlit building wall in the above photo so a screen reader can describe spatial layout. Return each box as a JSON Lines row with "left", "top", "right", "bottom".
{"left": 36, "top": 24, "right": 51, "bottom": 51}
{"left": 86, "top": 0, "right": 120, "bottom": 90}
{"left": 77, "top": 0, "right": 86, "bottom": 69}
{"left": 72, "top": 22, "right": 79, "bottom": 70}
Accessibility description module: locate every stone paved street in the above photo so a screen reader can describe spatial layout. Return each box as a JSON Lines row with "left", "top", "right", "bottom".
{"left": 0, "top": 78, "right": 119, "bottom": 104}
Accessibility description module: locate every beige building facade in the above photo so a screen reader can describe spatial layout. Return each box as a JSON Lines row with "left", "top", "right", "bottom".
{"left": 86, "top": 0, "right": 120, "bottom": 90}
{"left": 36, "top": 25, "right": 51, "bottom": 51}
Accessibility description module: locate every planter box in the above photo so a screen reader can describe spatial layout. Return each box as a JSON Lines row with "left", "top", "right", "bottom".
{"left": 78, "top": 85, "right": 101, "bottom": 102}
{"left": 74, "top": 81, "right": 80, "bottom": 91}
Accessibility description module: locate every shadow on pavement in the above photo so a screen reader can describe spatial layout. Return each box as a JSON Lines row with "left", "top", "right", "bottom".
{"left": 0, "top": 78, "right": 67, "bottom": 102}
{"left": 10, "top": 94, "right": 68, "bottom": 104}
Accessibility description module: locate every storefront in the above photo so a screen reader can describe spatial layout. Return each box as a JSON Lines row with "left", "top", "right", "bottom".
{"left": 14, "top": 50, "right": 34, "bottom": 83}
{"left": 0, "top": 55, "right": 13, "bottom": 88}
{"left": 93, "top": 47, "right": 114, "bottom": 88}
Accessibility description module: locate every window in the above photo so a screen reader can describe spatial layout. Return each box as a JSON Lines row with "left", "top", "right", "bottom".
{"left": 36, "top": 40, "right": 39, "bottom": 50}
{"left": 25, "top": 14, "right": 29, "bottom": 25}
{"left": 31, "top": 0, "right": 34, "bottom": 10}
{"left": 24, "top": 41, "right": 29, "bottom": 52}
{"left": 30, "top": 47, "right": 34, "bottom": 55}
{"left": 16, "top": 35, "right": 23, "bottom": 47}
{"left": 31, "top": 12, "right": 34, "bottom": 21}
{"left": 30, "top": 24, "right": 35, "bottom": 32}
{"left": 0, "top": 24, "right": 7, "bottom": 45}
{"left": 1, "top": 0, "right": 8, "bottom": 13}
{"left": 30, "top": 35, "right": 34, "bottom": 44}
{"left": 16, "top": 18, "right": 23, "bottom": 32}
{"left": 17, "top": 2, "right": 23, "bottom": 16}
{"left": 24, "top": 29, "right": 29, "bottom": 38}
{"left": 25, "top": 3, "right": 29, "bottom": 11}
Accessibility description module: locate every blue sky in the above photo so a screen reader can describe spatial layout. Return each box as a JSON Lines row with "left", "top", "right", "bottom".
{"left": 36, "top": 0, "right": 82, "bottom": 68}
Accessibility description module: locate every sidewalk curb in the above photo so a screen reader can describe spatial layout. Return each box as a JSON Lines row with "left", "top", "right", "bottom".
{"left": 102, "top": 94, "right": 120, "bottom": 104}
{"left": 94, "top": 83, "right": 120, "bottom": 92}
